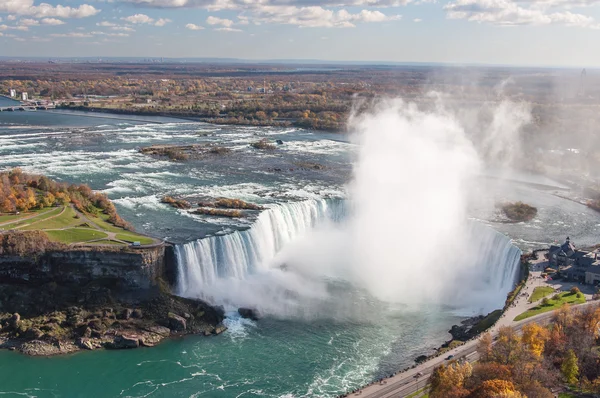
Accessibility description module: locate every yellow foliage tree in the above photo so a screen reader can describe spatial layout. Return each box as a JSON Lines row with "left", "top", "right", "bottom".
{"left": 521, "top": 323, "right": 550, "bottom": 358}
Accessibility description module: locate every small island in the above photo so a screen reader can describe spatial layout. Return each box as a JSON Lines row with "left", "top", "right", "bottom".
{"left": 0, "top": 169, "right": 226, "bottom": 356}
{"left": 162, "top": 195, "right": 264, "bottom": 218}
{"left": 501, "top": 201, "right": 538, "bottom": 222}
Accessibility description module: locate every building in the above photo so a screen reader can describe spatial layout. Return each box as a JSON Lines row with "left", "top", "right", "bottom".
{"left": 585, "top": 266, "right": 600, "bottom": 285}
{"left": 9, "top": 89, "right": 16, "bottom": 98}
{"left": 21, "top": 92, "right": 28, "bottom": 101}
{"left": 550, "top": 237, "right": 600, "bottom": 283}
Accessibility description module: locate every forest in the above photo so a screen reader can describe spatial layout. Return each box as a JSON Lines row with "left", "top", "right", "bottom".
{"left": 430, "top": 303, "right": 600, "bottom": 398}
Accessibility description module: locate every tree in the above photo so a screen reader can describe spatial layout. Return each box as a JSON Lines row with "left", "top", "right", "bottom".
{"left": 561, "top": 349, "right": 579, "bottom": 385}
{"left": 430, "top": 362, "right": 472, "bottom": 398}
{"left": 521, "top": 323, "right": 549, "bottom": 358}
{"left": 477, "top": 333, "right": 493, "bottom": 362}
{"left": 492, "top": 327, "right": 522, "bottom": 365}
{"left": 471, "top": 379, "right": 520, "bottom": 398}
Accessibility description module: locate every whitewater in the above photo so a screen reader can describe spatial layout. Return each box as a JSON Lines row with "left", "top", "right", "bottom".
{"left": 1, "top": 107, "right": 599, "bottom": 397}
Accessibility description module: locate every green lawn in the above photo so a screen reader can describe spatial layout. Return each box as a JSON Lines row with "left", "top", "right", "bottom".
{"left": 93, "top": 211, "right": 154, "bottom": 244}
{"left": 0, "top": 208, "right": 48, "bottom": 224}
{"left": 1, "top": 207, "right": 64, "bottom": 230}
{"left": 515, "top": 292, "right": 586, "bottom": 321}
{"left": 46, "top": 228, "right": 109, "bottom": 244}
{"left": 2, "top": 205, "right": 155, "bottom": 246}
{"left": 21, "top": 206, "right": 80, "bottom": 230}
{"left": 115, "top": 233, "right": 154, "bottom": 245}
{"left": 528, "top": 286, "right": 555, "bottom": 303}
{"left": 558, "top": 393, "right": 576, "bottom": 398}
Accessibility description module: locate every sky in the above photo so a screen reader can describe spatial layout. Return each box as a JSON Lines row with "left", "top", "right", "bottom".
{"left": 0, "top": 0, "right": 598, "bottom": 67}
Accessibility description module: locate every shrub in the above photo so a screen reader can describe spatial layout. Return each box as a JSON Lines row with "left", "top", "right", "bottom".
{"left": 250, "top": 138, "right": 276, "bottom": 150}
{"left": 570, "top": 287, "right": 581, "bottom": 295}
{"left": 542, "top": 297, "right": 550, "bottom": 306}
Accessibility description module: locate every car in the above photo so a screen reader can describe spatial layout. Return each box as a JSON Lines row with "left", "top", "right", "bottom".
{"left": 445, "top": 355, "right": 454, "bottom": 360}
{"left": 413, "top": 372, "right": 423, "bottom": 378}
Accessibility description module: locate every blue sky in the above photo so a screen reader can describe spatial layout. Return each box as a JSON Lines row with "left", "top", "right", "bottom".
{"left": 0, "top": 0, "right": 599, "bottom": 67}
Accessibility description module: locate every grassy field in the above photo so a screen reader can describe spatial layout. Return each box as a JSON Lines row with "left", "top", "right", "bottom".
{"left": 1, "top": 205, "right": 155, "bottom": 246}
{"left": 93, "top": 212, "right": 154, "bottom": 244}
{"left": 528, "top": 286, "right": 555, "bottom": 303}
{"left": 515, "top": 292, "right": 586, "bottom": 321}
{"left": 0, "top": 208, "right": 49, "bottom": 223}
{"left": 46, "top": 228, "right": 109, "bottom": 244}
{"left": 0, "top": 207, "right": 63, "bottom": 230}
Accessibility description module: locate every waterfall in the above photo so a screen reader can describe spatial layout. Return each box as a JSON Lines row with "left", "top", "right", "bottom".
{"left": 174, "top": 198, "right": 522, "bottom": 315}
{"left": 174, "top": 199, "right": 346, "bottom": 297}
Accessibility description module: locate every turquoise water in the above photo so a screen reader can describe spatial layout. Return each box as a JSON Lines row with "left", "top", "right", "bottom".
{"left": 0, "top": 109, "right": 596, "bottom": 397}
{"left": 0, "top": 308, "right": 459, "bottom": 397}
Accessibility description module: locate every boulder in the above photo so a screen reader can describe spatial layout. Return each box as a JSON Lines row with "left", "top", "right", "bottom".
{"left": 214, "top": 325, "right": 227, "bottom": 335}
{"left": 132, "top": 309, "right": 143, "bottom": 319}
{"left": 112, "top": 335, "right": 140, "bottom": 349}
{"left": 238, "top": 308, "right": 260, "bottom": 321}
{"left": 168, "top": 313, "right": 187, "bottom": 331}
{"left": 8, "top": 313, "right": 20, "bottom": 329}
{"left": 121, "top": 309, "right": 133, "bottom": 320}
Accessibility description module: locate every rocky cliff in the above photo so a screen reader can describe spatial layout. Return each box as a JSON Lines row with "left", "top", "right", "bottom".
{"left": 0, "top": 234, "right": 226, "bottom": 356}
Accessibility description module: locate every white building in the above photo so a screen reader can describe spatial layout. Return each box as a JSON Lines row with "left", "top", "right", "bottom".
{"left": 21, "top": 92, "right": 28, "bottom": 101}
{"left": 9, "top": 89, "right": 16, "bottom": 98}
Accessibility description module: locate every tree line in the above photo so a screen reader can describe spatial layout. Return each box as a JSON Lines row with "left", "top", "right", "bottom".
{"left": 0, "top": 168, "right": 133, "bottom": 231}
{"left": 430, "top": 302, "right": 600, "bottom": 398}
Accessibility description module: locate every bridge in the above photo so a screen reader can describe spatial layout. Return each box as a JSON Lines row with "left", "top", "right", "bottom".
{"left": 0, "top": 105, "right": 55, "bottom": 112}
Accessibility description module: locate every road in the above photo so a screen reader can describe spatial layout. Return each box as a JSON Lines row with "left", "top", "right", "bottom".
{"left": 356, "top": 252, "right": 598, "bottom": 398}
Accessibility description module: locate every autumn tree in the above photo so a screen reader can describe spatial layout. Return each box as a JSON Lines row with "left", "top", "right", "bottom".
{"left": 561, "top": 349, "right": 579, "bottom": 385}
{"left": 430, "top": 362, "right": 472, "bottom": 398}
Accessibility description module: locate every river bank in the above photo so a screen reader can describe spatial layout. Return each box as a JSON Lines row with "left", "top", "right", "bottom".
{"left": 58, "top": 105, "right": 344, "bottom": 132}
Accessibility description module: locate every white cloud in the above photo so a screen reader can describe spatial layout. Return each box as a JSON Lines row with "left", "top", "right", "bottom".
{"left": 20, "top": 18, "right": 40, "bottom": 26}
{"left": 117, "top": 0, "right": 406, "bottom": 28}
{"left": 215, "top": 27, "right": 242, "bottom": 31}
{"left": 0, "top": 1, "right": 100, "bottom": 19}
{"left": 96, "top": 21, "right": 117, "bottom": 27}
{"left": 51, "top": 32, "right": 93, "bottom": 37}
{"left": 7, "top": 15, "right": 16, "bottom": 21}
{"left": 250, "top": 6, "right": 401, "bottom": 27}
{"left": 122, "top": 13, "right": 154, "bottom": 24}
{"left": 0, "top": 32, "right": 3, "bottom": 36}
{"left": 444, "top": 0, "right": 599, "bottom": 28}
{"left": 185, "top": 23, "right": 204, "bottom": 30}
{"left": 118, "top": 0, "right": 411, "bottom": 9}
{"left": 41, "top": 18, "right": 65, "bottom": 25}
{"left": 154, "top": 18, "right": 172, "bottom": 26}
{"left": 413, "top": 17, "right": 422, "bottom": 22}
{"left": 206, "top": 16, "right": 234, "bottom": 27}
{"left": 111, "top": 25, "right": 135, "bottom": 31}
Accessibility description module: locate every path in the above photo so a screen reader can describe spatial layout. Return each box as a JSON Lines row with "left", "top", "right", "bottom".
{"left": 357, "top": 251, "right": 598, "bottom": 398}
{"left": 0, "top": 207, "right": 56, "bottom": 228}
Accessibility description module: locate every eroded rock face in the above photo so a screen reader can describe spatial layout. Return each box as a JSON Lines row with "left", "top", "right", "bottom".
{"left": 111, "top": 335, "right": 140, "bottom": 349}
{"left": 168, "top": 313, "right": 187, "bottom": 331}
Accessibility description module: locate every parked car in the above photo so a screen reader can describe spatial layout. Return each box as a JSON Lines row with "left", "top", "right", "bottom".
{"left": 445, "top": 355, "right": 454, "bottom": 360}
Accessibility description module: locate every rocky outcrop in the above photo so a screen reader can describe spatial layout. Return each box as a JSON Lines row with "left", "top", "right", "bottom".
{"left": 238, "top": 307, "right": 260, "bottom": 321}
{"left": 0, "top": 243, "right": 227, "bottom": 356}
{"left": 168, "top": 312, "right": 187, "bottom": 331}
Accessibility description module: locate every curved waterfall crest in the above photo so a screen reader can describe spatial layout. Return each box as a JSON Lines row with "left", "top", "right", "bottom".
{"left": 174, "top": 198, "right": 521, "bottom": 315}
{"left": 174, "top": 198, "right": 346, "bottom": 297}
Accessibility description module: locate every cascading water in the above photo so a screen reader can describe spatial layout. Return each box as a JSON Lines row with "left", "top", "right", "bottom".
{"left": 174, "top": 198, "right": 346, "bottom": 297}
{"left": 174, "top": 197, "right": 521, "bottom": 316}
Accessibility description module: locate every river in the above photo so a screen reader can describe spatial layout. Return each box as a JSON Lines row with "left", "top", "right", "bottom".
{"left": 0, "top": 109, "right": 597, "bottom": 397}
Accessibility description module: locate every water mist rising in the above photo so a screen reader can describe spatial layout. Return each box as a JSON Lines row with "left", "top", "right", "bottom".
{"left": 176, "top": 98, "right": 527, "bottom": 317}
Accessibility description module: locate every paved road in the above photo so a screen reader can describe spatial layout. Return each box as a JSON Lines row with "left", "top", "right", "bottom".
{"left": 359, "top": 302, "right": 598, "bottom": 398}
{"left": 357, "top": 251, "right": 598, "bottom": 398}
